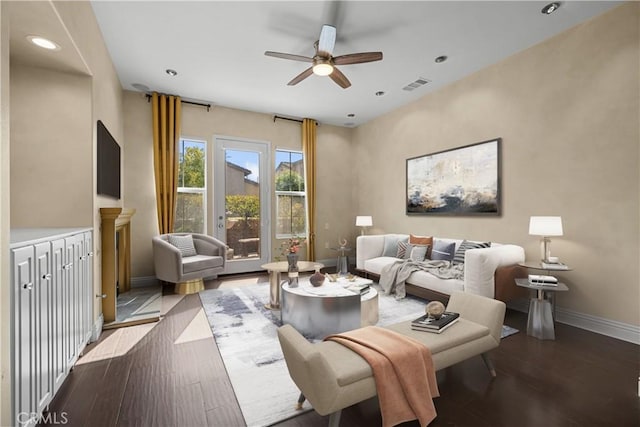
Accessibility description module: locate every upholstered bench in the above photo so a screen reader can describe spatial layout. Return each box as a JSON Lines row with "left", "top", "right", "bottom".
{"left": 277, "top": 291, "right": 506, "bottom": 427}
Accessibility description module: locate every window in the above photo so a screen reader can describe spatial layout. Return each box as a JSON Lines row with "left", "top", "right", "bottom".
{"left": 175, "top": 138, "right": 206, "bottom": 233}
{"left": 275, "top": 150, "right": 306, "bottom": 238}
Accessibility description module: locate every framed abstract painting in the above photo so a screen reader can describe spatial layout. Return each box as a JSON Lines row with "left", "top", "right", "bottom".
{"left": 406, "top": 138, "right": 501, "bottom": 215}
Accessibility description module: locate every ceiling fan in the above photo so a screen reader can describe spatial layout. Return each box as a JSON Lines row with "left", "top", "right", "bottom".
{"left": 265, "top": 24, "right": 383, "bottom": 89}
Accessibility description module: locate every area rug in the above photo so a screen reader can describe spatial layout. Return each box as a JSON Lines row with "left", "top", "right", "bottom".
{"left": 199, "top": 283, "right": 517, "bottom": 427}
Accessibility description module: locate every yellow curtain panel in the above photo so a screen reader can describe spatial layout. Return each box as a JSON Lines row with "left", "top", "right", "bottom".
{"left": 152, "top": 92, "right": 182, "bottom": 234}
{"left": 302, "top": 118, "right": 317, "bottom": 261}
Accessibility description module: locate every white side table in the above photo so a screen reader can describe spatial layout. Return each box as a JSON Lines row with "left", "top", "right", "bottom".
{"left": 516, "top": 261, "right": 571, "bottom": 340}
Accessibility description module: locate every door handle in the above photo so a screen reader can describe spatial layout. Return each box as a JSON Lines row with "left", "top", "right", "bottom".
{"left": 23, "top": 282, "right": 33, "bottom": 290}
{"left": 42, "top": 273, "right": 52, "bottom": 281}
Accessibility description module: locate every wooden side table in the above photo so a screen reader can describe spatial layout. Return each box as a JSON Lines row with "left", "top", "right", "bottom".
{"left": 516, "top": 261, "right": 571, "bottom": 340}
{"left": 261, "top": 261, "right": 324, "bottom": 310}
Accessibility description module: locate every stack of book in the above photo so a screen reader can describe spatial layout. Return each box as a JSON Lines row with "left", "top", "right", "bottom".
{"left": 541, "top": 261, "right": 569, "bottom": 270}
{"left": 411, "top": 311, "right": 460, "bottom": 333}
{"left": 528, "top": 274, "right": 558, "bottom": 286}
{"left": 345, "top": 283, "right": 370, "bottom": 295}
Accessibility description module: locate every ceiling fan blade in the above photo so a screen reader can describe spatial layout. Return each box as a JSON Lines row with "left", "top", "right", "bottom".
{"left": 265, "top": 51, "right": 313, "bottom": 63}
{"left": 317, "top": 25, "right": 336, "bottom": 56}
{"left": 333, "top": 52, "right": 383, "bottom": 66}
{"left": 287, "top": 67, "right": 314, "bottom": 86}
{"left": 329, "top": 67, "right": 351, "bottom": 89}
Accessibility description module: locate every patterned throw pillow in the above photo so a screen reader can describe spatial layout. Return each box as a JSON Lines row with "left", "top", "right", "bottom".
{"left": 430, "top": 240, "right": 456, "bottom": 261}
{"left": 168, "top": 234, "right": 197, "bottom": 257}
{"left": 396, "top": 241, "right": 410, "bottom": 259}
{"left": 452, "top": 240, "right": 491, "bottom": 265}
{"left": 409, "top": 245, "right": 430, "bottom": 262}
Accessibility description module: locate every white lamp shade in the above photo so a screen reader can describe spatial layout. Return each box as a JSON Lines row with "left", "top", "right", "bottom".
{"left": 355, "top": 216, "right": 373, "bottom": 227}
{"left": 529, "top": 216, "right": 563, "bottom": 236}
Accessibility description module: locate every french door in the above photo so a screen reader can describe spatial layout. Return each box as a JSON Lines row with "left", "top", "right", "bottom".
{"left": 213, "top": 136, "right": 270, "bottom": 274}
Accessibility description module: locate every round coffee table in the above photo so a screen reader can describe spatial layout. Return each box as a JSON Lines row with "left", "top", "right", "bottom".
{"left": 261, "top": 261, "right": 324, "bottom": 310}
{"left": 281, "top": 277, "right": 378, "bottom": 340}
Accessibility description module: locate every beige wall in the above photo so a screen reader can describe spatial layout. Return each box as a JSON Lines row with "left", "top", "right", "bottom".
{"left": 353, "top": 3, "right": 640, "bottom": 325}
{"left": 10, "top": 65, "right": 93, "bottom": 226}
{"left": 53, "top": 1, "right": 125, "bottom": 320}
{"left": 3, "top": 6, "right": 124, "bottom": 409}
{"left": 123, "top": 91, "right": 356, "bottom": 277}
{"left": 0, "top": 3, "right": 10, "bottom": 424}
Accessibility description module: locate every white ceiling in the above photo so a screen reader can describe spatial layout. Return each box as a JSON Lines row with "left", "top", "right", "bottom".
{"left": 17, "top": 1, "right": 624, "bottom": 127}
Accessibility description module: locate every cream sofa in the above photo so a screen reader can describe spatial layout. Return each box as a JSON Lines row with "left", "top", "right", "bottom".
{"left": 278, "top": 291, "right": 506, "bottom": 427}
{"left": 356, "top": 234, "right": 526, "bottom": 302}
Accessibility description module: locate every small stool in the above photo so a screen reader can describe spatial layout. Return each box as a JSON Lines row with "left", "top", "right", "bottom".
{"left": 175, "top": 278, "right": 204, "bottom": 294}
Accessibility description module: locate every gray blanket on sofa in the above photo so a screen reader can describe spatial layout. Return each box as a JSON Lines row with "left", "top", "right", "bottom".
{"left": 379, "top": 259, "right": 465, "bottom": 299}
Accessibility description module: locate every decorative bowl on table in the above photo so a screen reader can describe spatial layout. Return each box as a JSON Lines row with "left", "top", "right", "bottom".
{"left": 425, "top": 301, "right": 446, "bottom": 319}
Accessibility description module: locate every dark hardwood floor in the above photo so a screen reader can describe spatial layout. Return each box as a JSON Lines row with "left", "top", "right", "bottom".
{"left": 42, "top": 274, "right": 640, "bottom": 427}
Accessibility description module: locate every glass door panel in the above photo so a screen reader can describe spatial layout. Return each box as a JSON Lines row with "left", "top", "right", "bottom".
{"left": 214, "top": 137, "right": 270, "bottom": 274}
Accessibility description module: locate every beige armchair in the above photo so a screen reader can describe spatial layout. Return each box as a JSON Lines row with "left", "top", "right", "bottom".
{"left": 152, "top": 233, "right": 227, "bottom": 294}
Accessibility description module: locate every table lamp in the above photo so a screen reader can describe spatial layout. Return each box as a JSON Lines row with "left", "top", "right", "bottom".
{"left": 529, "top": 216, "right": 563, "bottom": 263}
{"left": 355, "top": 216, "right": 373, "bottom": 235}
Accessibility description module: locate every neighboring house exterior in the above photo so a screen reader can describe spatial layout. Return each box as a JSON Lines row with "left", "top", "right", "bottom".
{"left": 225, "top": 161, "right": 259, "bottom": 197}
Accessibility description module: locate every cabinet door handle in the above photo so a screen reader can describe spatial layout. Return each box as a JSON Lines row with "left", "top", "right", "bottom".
{"left": 63, "top": 263, "right": 73, "bottom": 270}
{"left": 96, "top": 294, "right": 107, "bottom": 299}
{"left": 88, "top": 252, "right": 94, "bottom": 257}
{"left": 23, "top": 282, "right": 33, "bottom": 290}
{"left": 42, "top": 273, "right": 52, "bottom": 281}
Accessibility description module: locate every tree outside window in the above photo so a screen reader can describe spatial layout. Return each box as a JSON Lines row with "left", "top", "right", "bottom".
{"left": 275, "top": 150, "right": 306, "bottom": 238}
{"left": 175, "top": 139, "right": 206, "bottom": 233}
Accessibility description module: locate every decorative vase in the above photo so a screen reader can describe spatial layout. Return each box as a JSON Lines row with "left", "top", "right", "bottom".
{"left": 309, "top": 267, "right": 325, "bottom": 287}
{"left": 287, "top": 253, "right": 299, "bottom": 288}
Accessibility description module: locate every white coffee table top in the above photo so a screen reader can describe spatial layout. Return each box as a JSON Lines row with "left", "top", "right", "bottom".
{"left": 283, "top": 276, "right": 376, "bottom": 301}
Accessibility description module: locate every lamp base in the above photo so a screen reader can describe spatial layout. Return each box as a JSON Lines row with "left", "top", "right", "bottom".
{"left": 540, "top": 237, "right": 552, "bottom": 263}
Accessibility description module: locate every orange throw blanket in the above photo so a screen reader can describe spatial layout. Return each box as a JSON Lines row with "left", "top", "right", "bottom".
{"left": 325, "top": 326, "right": 439, "bottom": 427}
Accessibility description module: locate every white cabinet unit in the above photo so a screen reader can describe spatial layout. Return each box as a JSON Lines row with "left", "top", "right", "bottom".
{"left": 10, "top": 228, "right": 93, "bottom": 427}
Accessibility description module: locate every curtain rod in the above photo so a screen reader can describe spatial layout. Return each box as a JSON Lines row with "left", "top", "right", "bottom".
{"left": 145, "top": 94, "right": 211, "bottom": 112}
{"left": 273, "top": 115, "right": 318, "bottom": 125}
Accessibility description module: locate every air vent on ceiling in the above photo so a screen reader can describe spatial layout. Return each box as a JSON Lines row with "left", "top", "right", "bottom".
{"left": 402, "top": 77, "right": 431, "bottom": 91}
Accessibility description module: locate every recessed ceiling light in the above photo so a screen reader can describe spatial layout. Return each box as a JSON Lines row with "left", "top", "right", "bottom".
{"left": 375, "top": 91, "right": 385, "bottom": 96}
{"left": 27, "top": 35, "right": 60, "bottom": 51}
{"left": 435, "top": 55, "right": 448, "bottom": 63}
{"left": 166, "top": 69, "right": 178, "bottom": 76}
{"left": 347, "top": 113, "right": 355, "bottom": 118}
{"left": 541, "top": 2, "right": 561, "bottom": 15}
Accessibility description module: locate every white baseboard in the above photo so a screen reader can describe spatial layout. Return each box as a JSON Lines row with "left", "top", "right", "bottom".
{"left": 91, "top": 313, "right": 104, "bottom": 342}
{"left": 130, "top": 276, "right": 160, "bottom": 288}
{"left": 507, "top": 299, "right": 640, "bottom": 345}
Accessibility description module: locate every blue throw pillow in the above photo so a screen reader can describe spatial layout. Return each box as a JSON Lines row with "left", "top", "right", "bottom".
{"left": 430, "top": 240, "right": 456, "bottom": 261}
{"left": 452, "top": 240, "right": 491, "bottom": 265}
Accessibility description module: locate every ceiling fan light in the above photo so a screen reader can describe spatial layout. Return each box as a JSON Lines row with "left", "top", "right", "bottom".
{"left": 313, "top": 63, "right": 334, "bottom": 76}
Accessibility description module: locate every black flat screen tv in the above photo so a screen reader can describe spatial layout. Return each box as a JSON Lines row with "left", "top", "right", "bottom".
{"left": 97, "top": 120, "right": 121, "bottom": 199}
